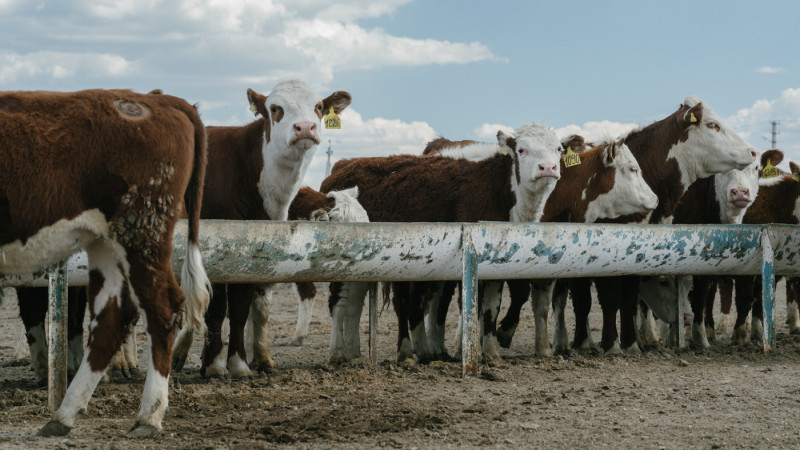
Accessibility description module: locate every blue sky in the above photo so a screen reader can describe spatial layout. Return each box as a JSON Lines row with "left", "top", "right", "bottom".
{"left": 2, "top": 0, "right": 798, "bottom": 190}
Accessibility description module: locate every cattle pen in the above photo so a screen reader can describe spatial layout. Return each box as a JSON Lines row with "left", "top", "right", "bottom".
{"left": 4, "top": 220, "right": 798, "bottom": 412}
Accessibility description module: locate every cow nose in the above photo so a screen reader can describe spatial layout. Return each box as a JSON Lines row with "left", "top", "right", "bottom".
{"left": 538, "top": 163, "right": 559, "bottom": 178}
{"left": 731, "top": 188, "right": 750, "bottom": 200}
{"left": 294, "top": 122, "right": 316, "bottom": 137}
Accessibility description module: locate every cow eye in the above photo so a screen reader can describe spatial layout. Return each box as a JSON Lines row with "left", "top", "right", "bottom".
{"left": 630, "top": 167, "right": 639, "bottom": 174}
{"left": 270, "top": 107, "right": 278, "bottom": 113}
{"left": 317, "top": 104, "right": 323, "bottom": 111}
{"left": 558, "top": 146, "right": 566, "bottom": 155}
{"left": 706, "top": 122, "right": 720, "bottom": 131}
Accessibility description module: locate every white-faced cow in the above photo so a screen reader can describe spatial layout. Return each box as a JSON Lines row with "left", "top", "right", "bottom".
{"left": 639, "top": 151, "right": 773, "bottom": 348}
{"left": 0, "top": 89, "right": 210, "bottom": 437}
{"left": 490, "top": 136, "right": 659, "bottom": 357}
{"left": 321, "top": 123, "right": 564, "bottom": 365}
{"left": 170, "top": 80, "right": 352, "bottom": 378}
{"left": 574, "top": 96, "right": 757, "bottom": 354}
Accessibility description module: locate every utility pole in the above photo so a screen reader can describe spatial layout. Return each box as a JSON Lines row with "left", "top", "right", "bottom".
{"left": 325, "top": 139, "right": 333, "bottom": 178}
{"left": 769, "top": 120, "right": 780, "bottom": 149}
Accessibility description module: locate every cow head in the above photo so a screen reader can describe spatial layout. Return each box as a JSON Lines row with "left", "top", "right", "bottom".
{"left": 677, "top": 96, "right": 757, "bottom": 177}
{"left": 498, "top": 123, "right": 563, "bottom": 190}
{"left": 584, "top": 140, "right": 659, "bottom": 222}
{"left": 247, "top": 80, "right": 351, "bottom": 153}
{"left": 325, "top": 186, "right": 370, "bottom": 223}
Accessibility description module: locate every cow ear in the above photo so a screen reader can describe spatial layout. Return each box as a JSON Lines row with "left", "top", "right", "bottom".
{"left": 761, "top": 149, "right": 784, "bottom": 168}
{"left": 790, "top": 162, "right": 800, "bottom": 180}
{"left": 323, "top": 91, "right": 352, "bottom": 114}
{"left": 603, "top": 141, "right": 618, "bottom": 166}
{"left": 562, "top": 134, "right": 585, "bottom": 153}
{"left": 497, "top": 131, "right": 516, "bottom": 151}
{"left": 681, "top": 102, "right": 704, "bottom": 127}
{"left": 247, "top": 88, "right": 268, "bottom": 117}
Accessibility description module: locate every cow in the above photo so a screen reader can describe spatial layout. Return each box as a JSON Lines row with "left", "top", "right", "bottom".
{"left": 0, "top": 88, "right": 210, "bottom": 437}
{"left": 641, "top": 151, "right": 774, "bottom": 348}
{"left": 730, "top": 161, "right": 800, "bottom": 345}
{"left": 170, "top": 80, "right": 353, "bottom": 378}
{"left": 570, "top": 97, "right": 757, "bottom": 354}
{"left": 468, "top": 135, "right": 659, "bottom": 357}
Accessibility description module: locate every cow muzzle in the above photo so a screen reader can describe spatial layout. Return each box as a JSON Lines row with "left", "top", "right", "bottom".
{"left": 730, "top": 188, "right": 751, "bottom": 208}
{"left": 290, "top": 121, "right": 320, "bottom": 149}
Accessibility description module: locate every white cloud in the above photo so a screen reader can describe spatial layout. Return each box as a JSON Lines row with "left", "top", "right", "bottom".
{"left": 726, "top": 88, "right": 800, "bottom": 165}
{"left": 756, "top": 66, "right": 785, "bottom": 74}
{"left": 303, "top": 108, "right": 438, "bottom": 190}
{"left": 0, "top": 51, "right": 134, "bottom": 83}
{"left": 474, "top": 123, "right": 515, "bottom": 140}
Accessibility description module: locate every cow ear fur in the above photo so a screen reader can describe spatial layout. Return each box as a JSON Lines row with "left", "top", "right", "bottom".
{"left": 761, "top": 149, "right": 784, "bottom": 168}
{"left": 681, "top": 102, "right": 704, "bottom": 127}
{"left": 603, "top": 141, "right": 618, "bottom": 166}
{"left": 790, "top": 161, "right": 800, "bottom": 178}
{"left": 246, "top": 88, "right": 269, "bottom": 118}
{"left": 562, "top": 134, "right": 585, "bottom": 153}
{"left": 497, "top": 131, "right": 516, "bottom": 151}
{"left": 323, "top": 91, "right": 352, "bottom": 114}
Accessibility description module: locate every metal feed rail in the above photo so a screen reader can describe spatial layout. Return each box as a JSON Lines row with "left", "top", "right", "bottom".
{"left": 5, "top": 221, "right": 800, "bottom": 410}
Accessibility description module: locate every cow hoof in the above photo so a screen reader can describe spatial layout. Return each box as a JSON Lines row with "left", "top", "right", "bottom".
{"left": 291, "top": 336, "right": 304, "bottom": 346}
{"left": 171, "top": 354, "right": 188, "bottom": 372}
{"left": 201, "top": 364, "right": 228, "bottom": 379}
{"left": 249, "top": 360, "right": 276, "bottom": 374}
{"left": 496, "top": 328, "right": 515, "bottom": 349}
{"left": 126, "top": 424, "right": 160, "bottom": 438}
{"left": 622, "top": 342, "right": 641, "bottom": 355}
{"left": 484, "top": 354, "right": 508, "bottom": 368}
{"left": 37, "top": 420, "right": 71, "bottom": 437}
{"left": 536, "top": 347, "right": 554, "bottom": 358}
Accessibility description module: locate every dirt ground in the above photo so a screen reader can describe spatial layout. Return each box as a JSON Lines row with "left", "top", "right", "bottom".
{"left": 2, "top": 280, "right": 800, "bottom": 450}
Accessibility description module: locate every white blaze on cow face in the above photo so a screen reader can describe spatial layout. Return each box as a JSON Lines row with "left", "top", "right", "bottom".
{"left": 668, "top": 96, "right": 757, "bottom": 190}
{"left": 500, "top": 123, "right": 564, "bottom": 222}
{"left": 325, "top": 187, "right": 370, "bottom": 223}
{"left": 584, "top": 141, "right": 659, "bottom": 223}
{"left": 250, "top": 80, "right": 352, "bottom": 220}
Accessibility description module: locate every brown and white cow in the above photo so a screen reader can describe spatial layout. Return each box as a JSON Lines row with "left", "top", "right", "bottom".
{"left": 640, "top": 151, "right": 774, "bottom": 348}
{"left": 730, "top": 161, "right": 800, "bottom": 345}
{"left": 321, "top": 123, "right": 564, "bottom": 365}
{"left": 0, "top": 89, "right": 210, "bottom": 437}
{"left": 489, "top": 136, "right": 658, "bottom": 356}
{"left": 170, "top": 80, "right": 352, "bottom": 378}
{"left": 576, "top": 96, "right": 757, "bottom": 354}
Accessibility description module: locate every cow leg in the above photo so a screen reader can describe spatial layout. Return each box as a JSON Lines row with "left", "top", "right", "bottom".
{"left": 68, "top": 287, "right": 88, "bottom": 378}
{"left": 690, "top": 276, "right": 713, "bottom": 348}
{"left": 732, "top": 276, "right": 755, "bottom": 345}
{"left": 571, "top": 278, "right": 595, "bottom": 351}
{"left": 703, "top": 281, "right": 717, "bottom": 341}
{"left": 221, "top": 284, "right": 255, "bottom": 378}
{"left": 15, "top": 324, "right": 30, "bottom": 360}
{"left": 391, "top": 282, "right": 414, "bottom": 363}
{"left": 718, "top": 277, "right": 734, "bottom": 335}
{"left": 480, "top": 281, "right": 506, "bottom": 366}
{"left": 247, "top": 284, "right": 276, "bottom": 373}
{"left": 750, "top": 276, "right": 765, "bottom": 345}
{"left": 594, "top": 277, "right": 621, "bottom": 354}
{"left": 551, "top": 279, "right": 570, "bottom": 354}
{"left": 200, "top": 283, "right": 228, "bottom": 377}
{"left": 425, "top": 280, "right": 456, "bottom": 360}
{"left": 409, "top": 282, "right": 435, "bottom": 364}
{"left": 619, "top": 275, "right": 641, "bottom": 354}
{"left": 786, "top": 277, "right": 800, "bottom": 335}
{"left": 17, "top": 287, "right": 49, "bottom": 383}
{"left": 497, "top": 279, "right": 530, "bottom": 349}
{"left": 293, "top": 282, "right": 317, "bottom": 346}
{"left": 40, "top": 241, "right": 138, "bottom": 437}
{"left": 328, "top": 281, "right": 368, "bottom": 364}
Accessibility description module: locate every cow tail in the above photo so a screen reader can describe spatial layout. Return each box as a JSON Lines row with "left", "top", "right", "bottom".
{"left": 180, "top": 104, "right": 212, "bottom": 332}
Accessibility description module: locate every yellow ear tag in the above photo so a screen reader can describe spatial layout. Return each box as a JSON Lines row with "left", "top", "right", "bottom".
{"left": 498, "top": 144, "right": 509, "bottom": 156}
{"left": 793, "top": 173, "right": 800, "bottom": 182}
{"left": 324, "top": 107, "right": 341, "bottom": 129}
{"left": 762, "top": 159, "right": 778, "bottom": 178}
{"left": 690, "top": 112, "right": 698, "bottom": 123}
{"left": 249, "top": 103, "right": 257, "bottom": 115}
{"left": 564, "top": 146, "right": 581, "bottom": 167}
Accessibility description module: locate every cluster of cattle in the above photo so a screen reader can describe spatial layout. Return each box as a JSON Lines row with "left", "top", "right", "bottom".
{"left": 1, "top": 81, "right": 798, "bottom": 438}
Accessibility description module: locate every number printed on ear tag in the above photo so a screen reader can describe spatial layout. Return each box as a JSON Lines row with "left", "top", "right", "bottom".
{"left": 563, "top": 146, "right": 581, "bottom": 168}
{"left": 324, "top": 107, "right": 341, "bottom": 129}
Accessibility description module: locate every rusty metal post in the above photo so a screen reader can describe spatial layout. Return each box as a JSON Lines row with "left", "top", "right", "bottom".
{"left": 47, "top": 260, "right": 68, "bottom": 411}
{"left": 762, "top": 230, "right": 775, "bottom": 352}
{"left": 368, "top": 282, "right": 378, "bottom": 364}
{"left": 461, "top": 227, "right": 480, "bottom": 377}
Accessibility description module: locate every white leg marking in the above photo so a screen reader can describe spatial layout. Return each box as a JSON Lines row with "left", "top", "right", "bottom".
{"left": 750, "top": 317, "right": 764, "bottom": 344}
{"left": 15, "top": 324, "right": 30, "bottom": 360}
{"left": 293, "top": 295, "right": 315, "bottom": 346}
{"left": 552, "top": 288, "right": 569, "bottom": 352}
{"left": 227, "top": 353, "right": 253, "bottom": 379}
{"left": 134, "top": 333, "right": 169, "bottom": 430}
{"left": 691, "top": 322, "right": 711, "bottom": 348}
{"left": 53, "top": 354, "right": 106, "bottom": 427}
{"left": 250, "top": 285, "right": 275, "bottom": 369}
{"left": 531, "top": 280, "right": 555, "bottom": 358}
{"left": 28, "top": 324, "right": 48, "bottom": 381}
{"left": 787, "top": 302, "right": 800, "bottom": 334}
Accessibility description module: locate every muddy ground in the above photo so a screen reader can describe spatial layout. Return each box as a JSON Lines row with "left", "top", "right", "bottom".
{"left": 2, "top": 280, "right": 800, "bottom": 449}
